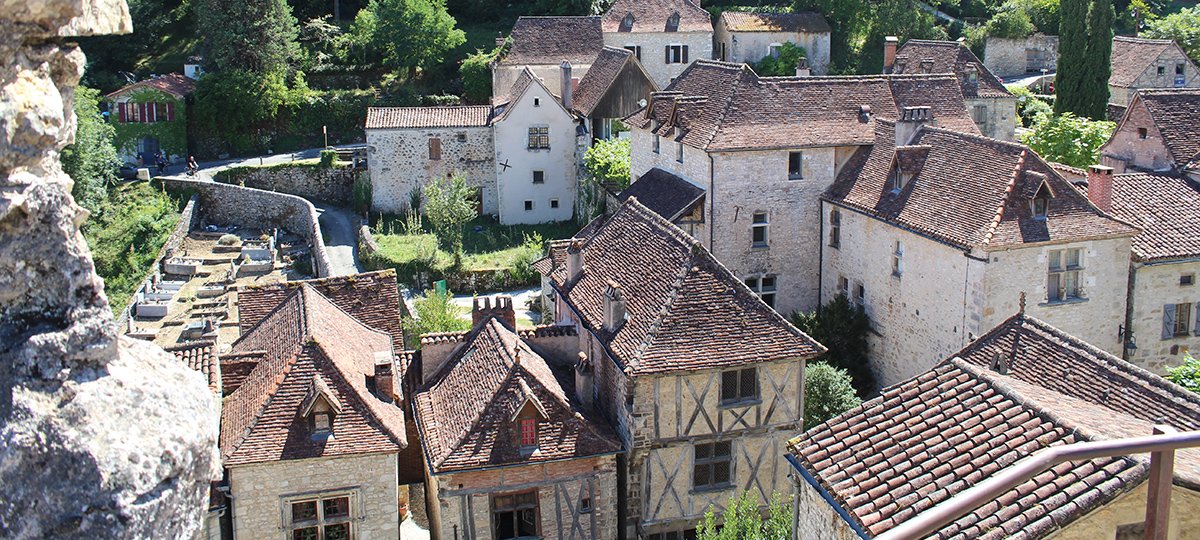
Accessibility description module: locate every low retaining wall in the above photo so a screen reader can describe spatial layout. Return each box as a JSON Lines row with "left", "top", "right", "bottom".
{"left": 214, "top": 163, "right": 356, "bottom": 205}
{"left": 160, "top": 176, "right": 333, "bottom": 278}
{"left": 114, "top": 194, "right": 200, "bottom": 331}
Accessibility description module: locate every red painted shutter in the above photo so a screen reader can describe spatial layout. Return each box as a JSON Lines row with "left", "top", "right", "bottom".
{"left": 139, "top": 103, "right": 147, "bottom": 124}
{"left": 166, "top": 102, "right": 175, "bottom": 121}
{"left": 118, "top": 102, "right": 126, "bottom": 123}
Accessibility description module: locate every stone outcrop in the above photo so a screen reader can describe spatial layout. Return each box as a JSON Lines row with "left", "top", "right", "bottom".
{"left": 0, "top": 1, "right": 219, "bottom": 538}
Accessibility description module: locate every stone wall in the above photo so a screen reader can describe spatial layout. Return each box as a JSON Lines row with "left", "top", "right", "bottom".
{"left": 966, "top": 96, "right": 1017, "bottom": 141}
{"left": 983, "top": 34, "right": 1059, "bottom": 78}
{"left": 1100, "top": 97, "right": 1175, "bottom": 173}
{"left": 1108, "top": 47, "right": 1200, "bottom": 108}
{"left": 603, "top": 32, "right": 713, "bottom": 88}
{"left": 713, "top": 26, "right": 831, "bottom": 74}
{"left": 114, "top": 193, "right": 199, "bottom": 330}
{"left": 1054, "top": 483, "right": 1200, "bottom": 540}
{"left": 366, "top": 125, "right": 495, "bottom": 214}
{"left": 216, "top": 163, "right": 357, "bottom": 205}
{"left": 0, "top": 1, "right": 219, "bottom": 536}
{"left": 161, "top": 176, "right": 333, "bottom": 277}
{"left": 794, "top": 479, "right": 861, "bottom": 540}
{"left": 1126, "top": 260, "right": 1200, "bottom": 374}
{"left": 228, "top": 452, "right": 400, "bottom": 540}
{"left": 493, "top": 82, "right": 580, "bottom": 224}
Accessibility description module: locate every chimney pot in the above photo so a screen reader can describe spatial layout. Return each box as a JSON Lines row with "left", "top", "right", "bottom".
{"left": 795, "top": 56, "right": 810, "bottom": 77}
{"left": 473, "top": 295, "right": 517, "bottom": 329}
{"left": 1086, "top": 165, "right": 1115, "bottom": 212}
{"left": 895, "top": 106, "right": 932, "bottom": 146}
{"left": 560, "top": 61, "right": 574, "bottom": 110}
{"left": 567, "top": 240, "right": 584, "bottom": 282}
{"left": 574, "top": 352, "right": 594, "bottom": 410}
{"left": 603, "top": 281, "right": 626, "bottom": 332}
{"left": 884, "top": 36, "right": 899, "bottom": 73}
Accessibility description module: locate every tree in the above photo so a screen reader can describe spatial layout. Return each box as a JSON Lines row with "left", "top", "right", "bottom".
{"left": 696, "top": 491, "right": 791, "bottom": 540}
{"left": 754, "top": 43, "right": 809, "bottom": 77}
{"left": 402, "top": 288, "right": 471, "bottom": 348}
{"left": 1167, "top": 353, "right": 1200, "bottom": 394}
{"left": 1019, "top": 112, "right": 1115, "bottom": 167}
{"left": 583, "top": 138, "right": 631, "bottom": 189}
{"left": 61, "top": 86, "right": 119, "bottom": 216}
{"left": 194, "top": 0, "right": 300, "bottom": 74}
{"left": 461, "top": 42, "right": 505, "bottom": 104}
{"left": 1144, "top": 7, "right": 1200, "bottom": 64}
{"left": 1080, "top": 0, "right": 1114, "bottom": 120}
{"left": 191, "top": 69, "right": 293, "bottom": 155}
{"left": 804, "top": 362, "right": 863, "bottom": 427}
{"left": 791, "top": 294, "right": 876, "bottom": 397}
{"left": 422, "top": 174, "right": 477, "bottom": 263}
{"left": 1054, "top": 0, "right": 1090, "bottom": 116}
{"left": 355, "top": 0, "right": 465, "bottom": 74}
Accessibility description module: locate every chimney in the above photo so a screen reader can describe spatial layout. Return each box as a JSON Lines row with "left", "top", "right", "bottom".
{"left": 574, "top": 352, "right": 594, "bottom": 410}
{"left": 895, "top": 106, "right": 931, "bottom": 146}
{"left": 883, "top": 36, "right": 899, "bottom": 73}
{"left": 1086, "top": 165, "right": 1115, "bottom": 212}
{"left": 603, "top": 281, "right": 626, "bottom": 332}
{"left": 560, "top": 61, "right": 573, "bottom": 111}
{"left": 795, "top": 56, "right": 810, "bottom": 77}
{"left": 473, "top": 296, "right": 517, "bottom": 329}
{"left": 374, "top": 351, "right": 397, "bottom": 402}
{"left": 566, "top": 240, "right": 584, "bottom": 282}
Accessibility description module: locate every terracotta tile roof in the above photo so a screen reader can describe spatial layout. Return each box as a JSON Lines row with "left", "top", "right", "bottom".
{"left": 1110, "top": 36, "right": 1191, "bottom": 88}
{"left": 825, "top": 122, "right": 1138, "bottom": 250}
{"left": 221, "top": 285, "right": 407, "bottom": 466}
{"left": 365, "top": 106, "right": 492, "bottom": 129}
{"left": 219, "top": 350, "right": 264, "bottom": 395}
{"left": 1109, "top": 172, "right": 1200, "bottom": 261}
{"left": 1134, "top": 89, "right": 1200, "bottom": 169}
{"left": 627, "top": 60, "right": 980, "bottom": 152}
{"left": 573, "top": 47, "right": 657, "bottom": 116}
{"left": 893, "top": 39, "right": 1012, "bottom": 99}
{"left": 789, "top": 313, "right": 1200, "bottom": 538}
{"left": 617, "top": 167, "right": 705, "bottom": 221}
{"left": 718, "top": 11, "right": 830, "bottom": 33}
{"left": 165, "top": 341, "right": 220, "bottom": 393}
{"left": 105, "top": 72, "right": 196, "bottom": 99}
{"left": 413, "top": 318, "right": 621, "bottom": 473}
{"left": 538, "top": 198, "right": 824, "bottom": 375}
{"left": 502, "top": 16, "right": 604, "bottom": 66}
{"left": 602, "top": 0, "right": 712, "bottom": 33}
{"left": 492, "top": 68, "right": 572, "bottom": 123}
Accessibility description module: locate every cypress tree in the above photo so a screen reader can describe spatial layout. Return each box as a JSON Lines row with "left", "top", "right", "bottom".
{"left": 195, "top": 0, "right": 300, "bottom": 75}
{"left": 1054, "top": 0, "right": 1090, "bottom": 115}
{"left": 1082, "top": 0, "right": 1115, "bottom": 120}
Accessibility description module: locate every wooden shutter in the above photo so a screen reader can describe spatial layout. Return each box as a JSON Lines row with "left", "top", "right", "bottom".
{"left": 429, "top": 137, "right": 442, "bottom": 160}
{"left": 1195, "top": 303, "right": 1200, "bottom": 336}
{"left": 118, "top": 102, "right": 126, "bottom": 123}
{"left": 665, "top": 46, "right": 671, "bottom": 64}
{"left": 139, "top": 103, "right": 147, "bottom": 124}
{"left": 166, "top": 102, "right": 175, "bottom": 121}
{"left": 682, "top": 45, "right": 689, "bottom": 63}
{"left": 1163, "top": 304, "right": 1176, "bottom": 340}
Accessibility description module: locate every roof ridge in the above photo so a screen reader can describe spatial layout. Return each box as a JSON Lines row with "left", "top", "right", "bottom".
{"left": 300, "top": 284, "right": 394, "bottom": 346}
{"left": 308, "top": 344, "right": 406, "bottom": 448}
{"left": 431, "top": 320, "right": 515, "bottom": 467}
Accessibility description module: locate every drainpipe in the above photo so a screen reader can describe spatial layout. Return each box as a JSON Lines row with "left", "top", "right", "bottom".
{"left": 709, "top": 153, "right": 716, "bottom": 250}
{"left": 875, "top": 426, "right": 1200, "bottom": 540}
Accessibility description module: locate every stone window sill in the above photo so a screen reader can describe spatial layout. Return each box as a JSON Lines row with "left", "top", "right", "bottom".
{"left": 691, "top": 483, "right": 735, "bottom": 495}
{"left": 1040, "top": 297, "right": 1089, "bottom": 307}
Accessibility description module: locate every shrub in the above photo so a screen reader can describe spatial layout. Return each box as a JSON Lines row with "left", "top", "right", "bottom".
{"left": 1167, "top": 353, "right": 1200, "bottom": 394}
{"left": 985, "top": 7, "right": 1036, "bottom": 39}
{"left": 506, "top": 232, "right": 545, "bottom": 286}
{"left": 583, "top": 138, "right": 631, "bottom": 189}
{"left": 696, "top": 491, "right": 791, "bottom": 540}
{"left": 804, "top": 362, "right": 863, "bottom": 427}
{"left": 319, "top": 149, "right": 338, "bottom": 167}
{"left": 217, "top": 234, "right": 240, "bottom": 246}
{"left": 402, "top": 288, "right": 471, "bottom": 348}
{"left": 82, "top": 182, "right": 183, "bottom": 313}
{"left": 791, "top": 294, "right": 876, "bottom": 397}
{"left": 1007, "top": 84, "right": 1053, "bottom": 127}
{"left": 461, "top": 43, "right": 505, "bottom": 103}
{"left": 352, "top": 172, "right": 373, "bottom": 213}
{"left": 1019, "top": 113, "right": 1115, "bottom": 168}
{"left": 421, "top": 94, "right": 462, "bottom": 106}
{"left": 753, "top": 43, "right": 809, "bottom": 77}
{"left": 423, "top": 174, "right": 478, "bottom": 263}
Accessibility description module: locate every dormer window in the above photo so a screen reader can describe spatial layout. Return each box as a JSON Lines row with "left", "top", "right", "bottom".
{"left": 1032, "top": 195, "right": 1049, "bottom": 219}
{"left": 890, "top": 167, "right": 907, "bottom": 193}
{"left": 622, "top": 12, "right": 635, "bottom": 31}
{"left": 313, "top": 412, "right": 333, "bottom": 433}
{"left": 667, "top": 12, "right": 680, "bottom": 32}
{"left": 301, "top": 377, "right": 341, "bottom": 440}
{"left": 519, "top": 418, "right": 538, "bottom": 447}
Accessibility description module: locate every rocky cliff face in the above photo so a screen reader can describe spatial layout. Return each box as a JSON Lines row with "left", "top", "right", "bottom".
{"left": 0, "top": 1, "right": 220, "bottom": 537}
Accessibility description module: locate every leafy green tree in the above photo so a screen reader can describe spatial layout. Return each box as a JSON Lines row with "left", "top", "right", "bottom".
{"left": 583, "top": 138, "right": 631, "bottom": 189}
{"left": 804, "top": 362, "right": 863, "bottom": 427}
{"left": 461, "top": 42, "right": 506, "bottom": 104}
{"left": 754, "top": 43, "right": 809, "bottom": 77}
{"left": 1054, "top": 0, "right": 1090, "bottom": 116}
{"left": 402, "top": 288, "right": 471, "bottom": 348}
{"left": 78, "top": 0, "right": 194, "bottom": 91}
{"left": 985, "top": 7, "right": 1036, "bottom": 38}
{"left": 354, "top": 0, "right": 465, "bottom": 74}
{"left": 422, "top": 174, "right": 478, "bottom": 263}
{"left": 791, "top": 294, "right": 876, "bottom": 397}
{"left": 61, "top": 86, "right": 119, "bottom": 216}
{"left": 1080, "top": 0, "right": 1114, "bottom": 120}
{"left": 1019, "top": 112, "right": 1115, "bottom": 167}
{"left": 697, "top": 491, "right": 792, "bottom": 540}
{"left": 1144, "top": 7, "right": 1200, "bottom": 64}
{"left": 1167, "top": 353, "right": 1200, "bottom": 394}
{"left": 793, "top": 0, "right": 868, "bottom": 72}
{"left": 191, "top": 69, "right": 293, "bottom": 155}
{"left": 194, "top": 0, "right": 300, "bottom": 74}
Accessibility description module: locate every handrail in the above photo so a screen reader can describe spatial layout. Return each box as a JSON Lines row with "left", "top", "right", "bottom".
{"left": 874, "top": 427, "right": 1200, "bottom": 540}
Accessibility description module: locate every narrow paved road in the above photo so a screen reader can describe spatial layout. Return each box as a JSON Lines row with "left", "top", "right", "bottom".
{"left": 313, "top": 202, "right": 364, "bottom": 276}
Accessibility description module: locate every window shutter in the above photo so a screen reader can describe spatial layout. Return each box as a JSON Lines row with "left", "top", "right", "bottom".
{"left": 166, "top": 102, "right": 175, "bottom": 121}
{"left": 118, "top": 102, "right": 126, "bottom": 123}
{"left": 139, "top": 102, "right": 147, "bottom": 124}
{"left": 682, "top": 45, "right": 689, "bottom": 63}
{"left": 1163, "top": 304, "right": 1176, "bottom": 340}
{"left": 665, "top": 46, "right": 671, "bottom": 64}
{"left": 1194, "top": 303, "right": 1200, "bottom": 336}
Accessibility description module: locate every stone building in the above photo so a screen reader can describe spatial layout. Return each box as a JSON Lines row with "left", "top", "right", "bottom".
{"left": 364, "top": 106, "right": 495, "bottom": 215}
{"left": 1108, "top": 36, "right": 1200, "bottom": 118}
{"left": 982, "top": 33, "right": 1059, "bottom": 78}
{"left": 106, "top": 71, "right": 195, "bottom": 165}
{"left": 1100, "top": 88, "right": 1200, "bottom": 177}
{"left": 495, "top": 16, "right": 604, "bottom": 98}
{"left": 822, "top": 120, "right": 1138, "bottom": 386}
{"left": 572, "top": 46, "right": 659, "bottom": 141}
{"left": 788, "top": 311, "right": 1200, "bottom": 539}
{"left": 600, "top": 0, "right": 713, "bottom": 88}
{"left": 886, "top": 38, "right": 1017, "bottom": 140}
{"left": 412, "top": 298, "right": 622, "bottom": 540}
{"left": 713, "top": 11, "right": 831, "bottom": 75}
{"left": 623, "top": 60, "right": 981, "bottom": 318}
{"left": 534, "top": 199, "right": 825, "bottom": 539}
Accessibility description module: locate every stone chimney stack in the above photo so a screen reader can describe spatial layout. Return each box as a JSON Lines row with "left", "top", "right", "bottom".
{"left": 883, "top": 36, "right": 899, "bottom": 73}
{"left": 560, "top": 61, "right": 573, "bottom": 110}
{"left": 567, "top": 240, "right": 584, "bottom": 282}
{"left": 574, "top": 352, "right": 594, "bottom": 410}
{"left": 473, "top": 296, "right": 517, "bottom": 329}
{"left": 1087, "top": 165, "right": 1115, "bottom": 212}
{"left": 603, "top": 281, "right": 627, "bottom": 332}
{"left": 895, "top": 106, "right": 932, "bottom": 146}
{"left": 795, "top": 56, "right": 810, "bottom": 77}
{"left": 374, "top": 351, "right": 397, "bottom": 402}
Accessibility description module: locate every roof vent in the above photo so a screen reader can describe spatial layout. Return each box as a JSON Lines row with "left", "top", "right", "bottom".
{"left": 990, "top": 351, "right": 1009, "bottom": 375}
{"left": 858, "top": 105, "right": 872, "bottom": 123}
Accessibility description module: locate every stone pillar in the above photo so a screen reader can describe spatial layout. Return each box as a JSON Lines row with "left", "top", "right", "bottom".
{"left": 0, "top": 1, "right": 219, "bottom": 537}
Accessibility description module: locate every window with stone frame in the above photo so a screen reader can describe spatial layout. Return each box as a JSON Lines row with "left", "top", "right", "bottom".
{"left": 892, "top": 241, "right": 904, "bottom": 277}
{"left": 532, "top": 170, "right": 545, "bottom": 184}
{"left": 720, "top": 367, "right": 758, "bottom": 405}
{"left": 837, "top": 275, "right": 849, "bottom": 297}
{"left": 676, "top": 139, "right": 684, "bottom": 163}
{"left": 768, "top": 43, "right": 783, "bottom": 58}
{"left": 1183, "top": 274, "right": 1196, "bottom": 286}
{"left": 1162, "top": 302, "right": 1196, "bottom": 339}
{"left": 1158, "top": 65, "right": 1166, "bottom": 76}
{"left": 745, "top": 275, "right": 777, "bottom": 308}
{"left": 693, "top": 441, "right": 733, "bottom": 489}
{"left": 550, "top": 199, "right": 559, "bottom": 209}
{"left": 751, "top": 211, "right": 769, "bottom": 248}
{"left": 493, "top": 491, "right": 539, "bottom": 540}
{"left": 1177, "top": 63, "right": 1186, "bottom": 76}
{"left": 788, "top": 151, "right": 804, "bottom": 180}
{"left": 829, "top": 209, "right": 841, "bottom": 248}
{"left": 666, "top": 44, "right": 688, "bottom": 64}
{"left": 286, "top": 492, "right": 353, "bottom": 540}
{"left": 853, "top": 282, "right": 866, "bottom": 307}
{"left": 527, "top": 126, "right": 549, "bottom": 150}
{"left": 1047, "top": 248, "right": 1083, "bottom": 303}
{"left": 972, "top": 104, "right": 987, "bottom": 123}
{"left": 524, "top": 200, "right": 534, "bottom": 211}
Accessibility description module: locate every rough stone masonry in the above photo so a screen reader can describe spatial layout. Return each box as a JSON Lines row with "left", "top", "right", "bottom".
{"left": 0, "top": 0, "right": 219, "bottom": 537}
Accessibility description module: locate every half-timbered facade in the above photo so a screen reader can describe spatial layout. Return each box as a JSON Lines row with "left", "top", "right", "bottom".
{"left": 535, "top": 199, "right": 824, "bottom": 539}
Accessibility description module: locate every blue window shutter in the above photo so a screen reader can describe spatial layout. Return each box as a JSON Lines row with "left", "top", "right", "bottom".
{"left": 1163, "top": 304, "right": 1176, "bottom": 340}
{"left": 1194, "top": 303, "right": 1200, "bottom": 336}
